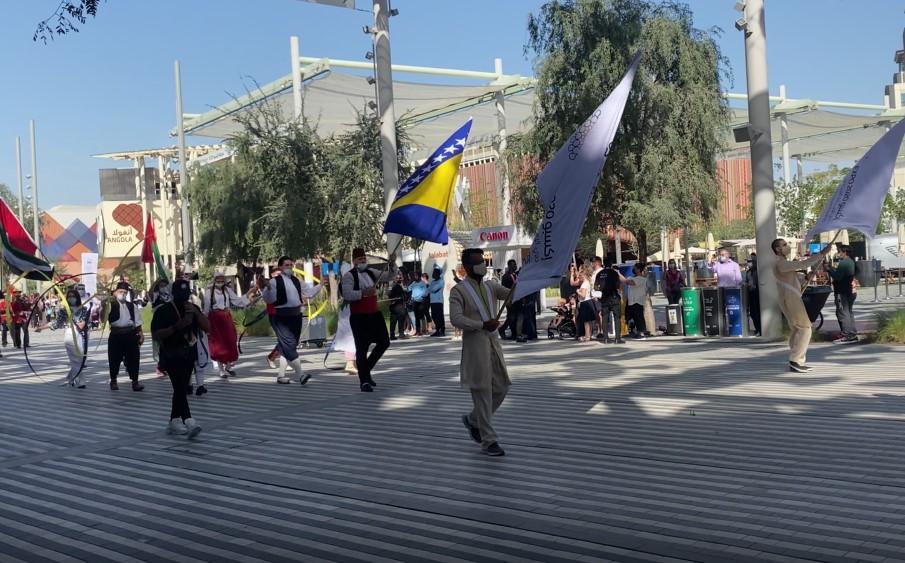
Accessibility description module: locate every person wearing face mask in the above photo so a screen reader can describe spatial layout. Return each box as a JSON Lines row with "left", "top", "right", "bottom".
{"left": 388, "top": 272, "right": 408, "bottom": 340}
{"left": 258, "top": 256, "right": 322, "bottom": 384}
{"left": 771, "top": 238, "right": 830, "bottom": 372}
{"left": 203, "top": 272, "right": 253, "bottom": 378}
{"left": 428, "top": 265, "right": 446, "bottom": 337}
{"left": 663, "top": 259, "right": 685, "bottom": 305}
{"left": 105, "top": 282, "right": 145, "bottom": 391}
{"left": 63, "top": 287, "right": 94, "bottom": 388}
{"left": 150, "top": 279, "right": 171, "bottom": 379}
{"left": 152, "top": 278, "right": 209, "bottom": 438}
{"left": 449, "top": 248, "right": 512, "bottom": 457}
{"left": 341, "top": 248, "right": 390, "bottom": 392}
{"left": 708, "top": 248, "right": 742, "bottom": 288}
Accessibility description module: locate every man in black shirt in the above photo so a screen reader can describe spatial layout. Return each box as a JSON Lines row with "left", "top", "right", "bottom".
{"left": 152, "top": 278, "right": 209, "bottom": 438}
{"left": 388, "top": 272, "right": 408, "bottom": 340}
{"left": 595, "top": 258, "right": 626, "bottom": 344}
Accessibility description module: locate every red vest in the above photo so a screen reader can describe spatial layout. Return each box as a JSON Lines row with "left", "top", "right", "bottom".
{"left": 350, "top": 294, "right": 378, "bottom": 315}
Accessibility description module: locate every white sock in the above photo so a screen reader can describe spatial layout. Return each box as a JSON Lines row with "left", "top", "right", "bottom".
{"left": 278, "top": 357, "right": 288, "bottom": 378}
{"left": 289, "top": 357, "right": 304, "bottom": 375}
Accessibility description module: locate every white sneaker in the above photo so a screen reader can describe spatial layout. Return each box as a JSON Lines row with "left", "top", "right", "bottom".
{"left": 167, "top": 418, "right": 188, "bottom": 435}
{"left": 277, "top": 376, "right": 292, "bottom": 384}
{"left": 184, "top": 418, "right": 202, "bottom": 439}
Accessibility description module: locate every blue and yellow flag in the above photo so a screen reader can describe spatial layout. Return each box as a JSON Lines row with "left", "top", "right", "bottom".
{"left": 383, "top": 118, "right": 472, "bottom": 244}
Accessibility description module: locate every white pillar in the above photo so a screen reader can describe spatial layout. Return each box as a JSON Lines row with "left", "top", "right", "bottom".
{"left": 15, "top": 137, "right": 24, "bottom": 222}
{"left": 158, "top": 157, "right": 171, "bottom": 276}
{"left": 494, "top": 58, "right": 512, "bottom": 225}
{"left": 615, "top": 228, "right": 623, "bottom": 264}
{"left": 175, "top": 60, "right": 193, "bottom": 273}
{"left": 779, "top": 85, "right": 791, "bottom": 189}
{"left": 373, "top": 0, "right": 401, "bottom": 259}
{"left": 741, "top": 0, "right": 781, "bottom": 339}
{"left": 28, "top": 120, "right": 40, "bottom": 252}
{"left": 796, "top": 156, "right": 803, "bottom": 183}
{"left": 290, "top": 36, "right": 303, "bottom": 120}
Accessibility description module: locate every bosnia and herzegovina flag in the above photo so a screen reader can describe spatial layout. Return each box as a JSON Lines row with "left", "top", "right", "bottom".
{"left": 0, "top": 198, "right": 53, "bottom": 280}
{"left": 383, "top": 118, "right": 472, "bottom": 245}
{"left": 141, "top": 212, "right": 169, "bottom": 282}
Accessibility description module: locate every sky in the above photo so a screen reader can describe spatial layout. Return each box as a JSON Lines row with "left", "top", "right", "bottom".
{"left": 0, "top": 0, "right": 902, "bottom": 210}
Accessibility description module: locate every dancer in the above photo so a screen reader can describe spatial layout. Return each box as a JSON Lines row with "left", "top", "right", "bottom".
{"left": 203, "top": 272, "right": 252, "bottom": 378}
{"left": 258, "top": 256, "right": 322, "bottom": 384}
{"left": 106, "top": 282, "right": 145, "bottom": 391}
{"left": 771, "top": 238, "right": 830, "bottom": 372}
{"left": 63, "top": 286, "right": 95, "bottom": 388}
{"left": 341, "top": 248, "right": 390, "bottom": 392}
{"left": 152, "top": 278, "right": 208, "bottom": 438}
{"left": 450, "top": 248, "right": 512, "bottom": 456}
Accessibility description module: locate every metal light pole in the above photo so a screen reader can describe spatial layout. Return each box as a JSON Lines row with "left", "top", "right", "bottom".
{"left": 15, "top": 137, "right": 24, "bottom": 221}
{"left": 29, "top": 120, "right": 40, "bottom": 252}
{"left": 175, "top": 60, "right": 193, "bottom": 273}
{"left": 737, "top": 0, "right": 781, "bottom": 339}
{"left": 373, "top": 0, "right": 401, "bottom": 260}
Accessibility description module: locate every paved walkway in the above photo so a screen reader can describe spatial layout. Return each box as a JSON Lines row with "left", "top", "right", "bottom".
{"left": 1, "top": 326, "right": 905, "bottom": 562}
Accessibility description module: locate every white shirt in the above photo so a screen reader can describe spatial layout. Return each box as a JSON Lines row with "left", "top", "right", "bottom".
{"left": 203, "top": 286, "right": 250, "bottom": 314}
{"left": 110, "top": 301, "right": 138, "bottom": 328}
{"left": 627, "top": 274, "right": 650, "bottom": 306}
{"left": 578, "top": 280, "right": 592, "bottom": 302}
{"left": 341, "top": 267, "right": 377, "bottom": 302}
{"left": 262, "top": 272, "right": 321, "bottom": 308}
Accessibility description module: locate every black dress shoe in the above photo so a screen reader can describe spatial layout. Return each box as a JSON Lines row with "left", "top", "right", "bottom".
{"left": 515, "top": 337, "right": 528, "bottom": 343}
{"left": 367, "top": 379, "right": 377, "bottom": 387}
{"left": 360, "top": 382, "right": 374, "bottom": 392}
{"left": 461, "top": 415, "right": 481, "bottom": 443}
{"left": 614, "top": 339, "right": 626, "bottom": 344}
{"left": 482, "top": 442, "right": 505, "bottom": 456}
{"left": 195, "top": 385, "right": 207, "bottom": 396}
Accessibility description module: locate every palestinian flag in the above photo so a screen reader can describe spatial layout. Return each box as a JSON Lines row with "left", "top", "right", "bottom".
{"left": 0, "top": 198, "right": 53, "bottom": 281}
{"left": 141, "top": 212, "right": 169, "bottom": 282}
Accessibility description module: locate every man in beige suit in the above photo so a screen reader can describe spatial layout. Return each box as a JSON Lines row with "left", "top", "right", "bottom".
{"left": 771, "top": 238, "right": 830, "bottom": 373}
{"left": 449, "top": 248, "right": 512, "bottom": 457}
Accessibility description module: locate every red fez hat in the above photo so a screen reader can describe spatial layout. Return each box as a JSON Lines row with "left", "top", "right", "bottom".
{"left": 352, "top": 248, "right": 366, "bottom": 259}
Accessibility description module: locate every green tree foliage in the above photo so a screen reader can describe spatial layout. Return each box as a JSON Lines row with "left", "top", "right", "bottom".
{"left": 509, "top": 0, "right": 730, "bottom": 259}
{"left": 0, "top": 183, "right": 37, "bottom": 226}
{"left": 774, "top": 166, "right": 847, "bottom": 237}
{"left": 881, "top": 189, "right": 905, "bottom": 227}
{"left": 190, "top": 100, "right": 327, "bottom": 266}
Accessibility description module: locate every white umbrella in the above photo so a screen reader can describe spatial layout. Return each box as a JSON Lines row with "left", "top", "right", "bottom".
{"left": 673, "top": 237, "right": 681, "bottom": 258}
{"left": 595, "top": 238, "right": 604, "bottom": 259}
{"left": 839, "top": 228, "right": 850, "bottom": 246}
{"left": 706, "top": 232, "right": 715, "bottom": 252}
{"left": 898, "top": 224, "right": 905, "bottom": 252}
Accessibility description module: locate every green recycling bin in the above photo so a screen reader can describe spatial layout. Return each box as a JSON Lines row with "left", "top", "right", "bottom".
{"left": 681, "top": 287, "right": 702, "bottom": 336}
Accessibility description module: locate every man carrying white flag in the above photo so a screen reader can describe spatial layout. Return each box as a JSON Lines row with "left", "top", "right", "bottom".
{"left": 804, "top": 118, "right": 905, "bottom": 242}
{"left": 511, "top": 53, "right": 640, "bottom": 304}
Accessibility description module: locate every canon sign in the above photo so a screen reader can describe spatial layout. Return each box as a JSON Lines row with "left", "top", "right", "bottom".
{"left": 479, "top": 230, "right": 510, "bottom": 242}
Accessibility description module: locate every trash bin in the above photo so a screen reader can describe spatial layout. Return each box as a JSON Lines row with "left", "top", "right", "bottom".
{"left": 302, "top": 313, "right": 327, "bottom": 348}
{"left": 649, "top": 265, "right": 663, "bottom": 294}
{"left": 855, "top": 259, "right": 880, "bottom": 287}
{"left": 701, "top": 287, "right": 722, "bottom": 336}
{"left": 723, "top": 288, "right": 743, "bottom": 337}
{"left": 681, "top": 287, "right": 702, "bottom": 336}
{"left": 666, "top": 303, "right": 683, "bottom": 336}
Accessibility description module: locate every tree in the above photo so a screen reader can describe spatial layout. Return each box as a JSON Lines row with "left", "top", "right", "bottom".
{"left": 881, "top": 189, "right": 905, "bottom": 231}
{"left": 0, "top": 183, "right": 37, "bottom": 227}
{"left": 774, "top": 166, "right": 846, "bottom": 237}
{"left": 190, "top": 98, "right": 328, "bottom": 268}
{"left": 509, "top": 0, "right": 730, "bottom": 260}
{"left": 34, "top": 0, "right": 102, "bottom": 43}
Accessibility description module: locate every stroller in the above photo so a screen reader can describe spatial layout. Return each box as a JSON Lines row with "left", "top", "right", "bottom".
{"left": 546, "top": 305, "right": 577, "bottom": 339}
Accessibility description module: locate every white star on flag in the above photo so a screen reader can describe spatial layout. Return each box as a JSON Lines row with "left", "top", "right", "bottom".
{"left": 443, "top": 145, "right": 457, "bottom": 154}
{"left": 455, "top": 138, "right": 466, "bottom": 147}
{"left": 433, "top": 154, "right": 446, "bottom": 164}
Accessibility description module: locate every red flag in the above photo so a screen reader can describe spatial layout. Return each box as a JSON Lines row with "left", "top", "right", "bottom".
{"left": 141, "top": 212, "right": 156, "bottom": 264}
{"left": 0, "top": 198, "right": 52, "bottom": 279}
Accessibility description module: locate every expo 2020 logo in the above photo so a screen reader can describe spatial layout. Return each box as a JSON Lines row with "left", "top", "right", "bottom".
{"left": 567, "top": 108, "right": 603, "bottom": 160}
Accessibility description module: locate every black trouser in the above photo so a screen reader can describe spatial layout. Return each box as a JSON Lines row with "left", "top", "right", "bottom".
{"left": 1, "top": 322, "right": 8, "bottom": 346}
{"left": 599, "top": 296, "right": 623, "bottom": 339}
{"left": 430, "top": 303, "right": 445, "bottom": 335}
{"left": 500, "top": 302, "right": 523, "bottom": 339}
{"left": 413, "top": 301, "right": 429, "bottom": 333}
{"left": 12, "top": 323, "right": 28, "bottom": 348}
{"left": 273, "top": 312, "right": 303, "bottom": 362}
{"left": 389, "top": 305, "right": 407, "bottom": 338}
{"left": 626, "top": 303, "right": 646, "bottom": 334}
{"left": 162, "top": 348, "right": 194, "bottom": 421}
{"left": 108, "top": 331, "right": 140, "bottom": 382}
{"left": 748, "top": 289, "right": 761, "bottom": 335}
{"left": 350, "top": 312, "right": 390, "bottom": 385}
{"left": 665, "top": 291, "right": 680, "bottom": 305}
{"left": 835, "top": 291, "right": 856, "bottom": 338}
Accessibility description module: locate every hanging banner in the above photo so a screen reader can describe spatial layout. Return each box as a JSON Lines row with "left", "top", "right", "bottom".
{"left": 81, "top": 253, "right": 99, "bottom": 295}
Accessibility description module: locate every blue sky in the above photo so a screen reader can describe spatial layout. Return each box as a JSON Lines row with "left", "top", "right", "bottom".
{"left": 0, "top": 0, "right": 902, "bottom": 209}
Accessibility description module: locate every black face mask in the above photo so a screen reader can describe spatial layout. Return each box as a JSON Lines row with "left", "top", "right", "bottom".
{"left": 432, "top": 272, "right": 440, "bottom": 280}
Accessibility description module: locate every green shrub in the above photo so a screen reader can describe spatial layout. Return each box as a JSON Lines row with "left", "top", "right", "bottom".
{"left": 875, "top": 308, "right": 905, "bottom": 344}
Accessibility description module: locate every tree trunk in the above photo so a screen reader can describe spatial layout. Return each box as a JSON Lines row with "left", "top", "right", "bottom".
{"left": 636, "top": 229, "right": 648, "bottom": 264}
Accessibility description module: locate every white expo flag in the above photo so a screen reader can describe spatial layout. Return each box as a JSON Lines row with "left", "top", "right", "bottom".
{"left": 804, "top": 118, "right": 905, "bottom": 242}
{"left": 512, "top": 53, "right": 640, "bottom": 303}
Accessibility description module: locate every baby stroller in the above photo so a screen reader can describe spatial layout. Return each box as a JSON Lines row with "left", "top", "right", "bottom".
{"left": 546, "top": 305, "right": 577, "bottom": 339}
